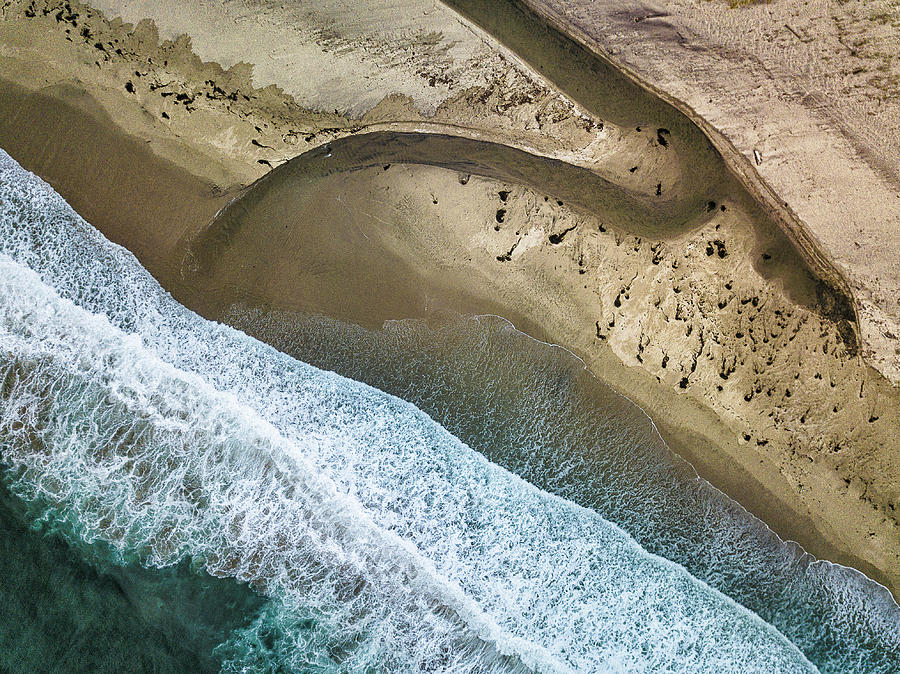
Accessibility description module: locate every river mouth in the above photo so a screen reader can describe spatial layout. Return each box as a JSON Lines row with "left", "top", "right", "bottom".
{"left": 176, "top": 0, "right": 851, "bottom": 327}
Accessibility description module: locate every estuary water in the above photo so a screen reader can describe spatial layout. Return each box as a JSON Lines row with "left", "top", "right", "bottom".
{"left": 0, "top": 149, "right": 897, "bottom": 671}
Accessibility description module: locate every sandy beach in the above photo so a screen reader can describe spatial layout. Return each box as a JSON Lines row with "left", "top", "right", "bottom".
{"left": 0, "top": 0, "right": 897, "bottom": 601}
{"left": 517, "top": 0, "right": 900, "bottom": 384}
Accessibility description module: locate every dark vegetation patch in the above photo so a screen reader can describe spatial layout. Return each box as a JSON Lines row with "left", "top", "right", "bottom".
{"left": 656, "top": 128, "right": 670, "bottom": 147}
{"left": 706, "top": 240, "right": 727, "bottom": 258}
{"left": 548, "top": 225, "right": 577, "bottom": 245}
{"left": 496, "top": 241, "right": 517, "bottom": 262}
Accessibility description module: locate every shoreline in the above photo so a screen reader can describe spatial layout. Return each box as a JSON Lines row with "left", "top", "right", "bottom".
{"left": 0, "top": 0, "right": 897, "bottom": 600}
{"left": 1, "top": 74, "right": 889, "bottom": 597}
{"left": 466, "top": 310, "right": 900, "bottom": 605}
{"left": 184, "top": 127, "right": 890, "bottom": 592}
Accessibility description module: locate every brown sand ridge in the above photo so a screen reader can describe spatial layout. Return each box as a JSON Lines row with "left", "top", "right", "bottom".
{"left": 511, "top": 0, "right": 900, "bottom": 384}
{"left": 0, "top": 0, "right": 898, "bottom": 598}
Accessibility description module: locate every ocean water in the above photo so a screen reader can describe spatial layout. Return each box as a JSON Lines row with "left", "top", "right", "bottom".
{"left": 0, "top": 481, "right": 264, "bottom": 673}
{"left": 0, "top": 149, "right": 896, "bottom": 671}
{"left": 227, "top": 308, "right": 900, "bottom": 673}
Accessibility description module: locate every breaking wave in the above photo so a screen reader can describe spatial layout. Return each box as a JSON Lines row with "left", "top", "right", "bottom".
{"left": 228, "top": 306, "right": 900, "bottom": 673}
{"left": 3, "top": 147, "right": 898, "bottom": 670}
{"left": 0, "top": 153, "right": 825, "bottom": 671}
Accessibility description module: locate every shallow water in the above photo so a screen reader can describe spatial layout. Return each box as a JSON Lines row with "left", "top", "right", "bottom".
{"left": 0, "top": 150, "right": 897, "bottom": 671}
{"left": 228, "top": 307, "right": 900, "bottom": 672}
{"left": 193, "top": 130, "right": 720, "bottom": 256}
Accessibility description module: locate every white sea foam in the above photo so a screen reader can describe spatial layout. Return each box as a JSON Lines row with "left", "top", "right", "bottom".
{"left": 0, "top": 242, "right": 810, "bottom": 674}
{"left": 0, "top": 148, "right": 819, "bottom": 671}
{"left": 0, "top": 256, "right": 560, "bottom": 672}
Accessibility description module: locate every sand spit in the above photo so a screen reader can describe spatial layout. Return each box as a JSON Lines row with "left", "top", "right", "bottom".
{"left": 0, "top": 0, "right": 897, "bottom": 598}
{"left": 517, "top": 0, "right": 900, "bottom": 386}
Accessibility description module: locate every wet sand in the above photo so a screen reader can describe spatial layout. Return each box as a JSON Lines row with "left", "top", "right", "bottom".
{"left": 0, "top": 0, "right": 897, "bottom": 599}
{"left": 0, "top": 79, "right": 231, "bottom": 282}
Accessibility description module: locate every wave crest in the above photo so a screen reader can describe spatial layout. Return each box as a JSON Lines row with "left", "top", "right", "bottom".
{"left": 0, "top": 149, "right": 819, "bottom": 671}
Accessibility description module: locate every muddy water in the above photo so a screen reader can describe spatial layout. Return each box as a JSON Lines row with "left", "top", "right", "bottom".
{"left": 190, "top": 130, "right": 720, "bottom": 253}
{"left": 444, "top": 0, "right": 703, "bottom": 129}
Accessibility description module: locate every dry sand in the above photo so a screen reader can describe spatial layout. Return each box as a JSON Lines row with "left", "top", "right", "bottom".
{"left": 519, "top": 0, "right": 900, "bottom": 385}
{"left": 0, "top": 0, "right": 897, "bottom": 598}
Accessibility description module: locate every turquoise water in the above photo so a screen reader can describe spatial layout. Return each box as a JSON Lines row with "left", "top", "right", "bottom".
{"left": 0, "top": 149, "right": 897, "bottom": 671}
{"left": 0, "top": 483, "right": 263, "bottom": 673}
{"left": 227, "top": 308, "right": 900, "bottom": 673}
